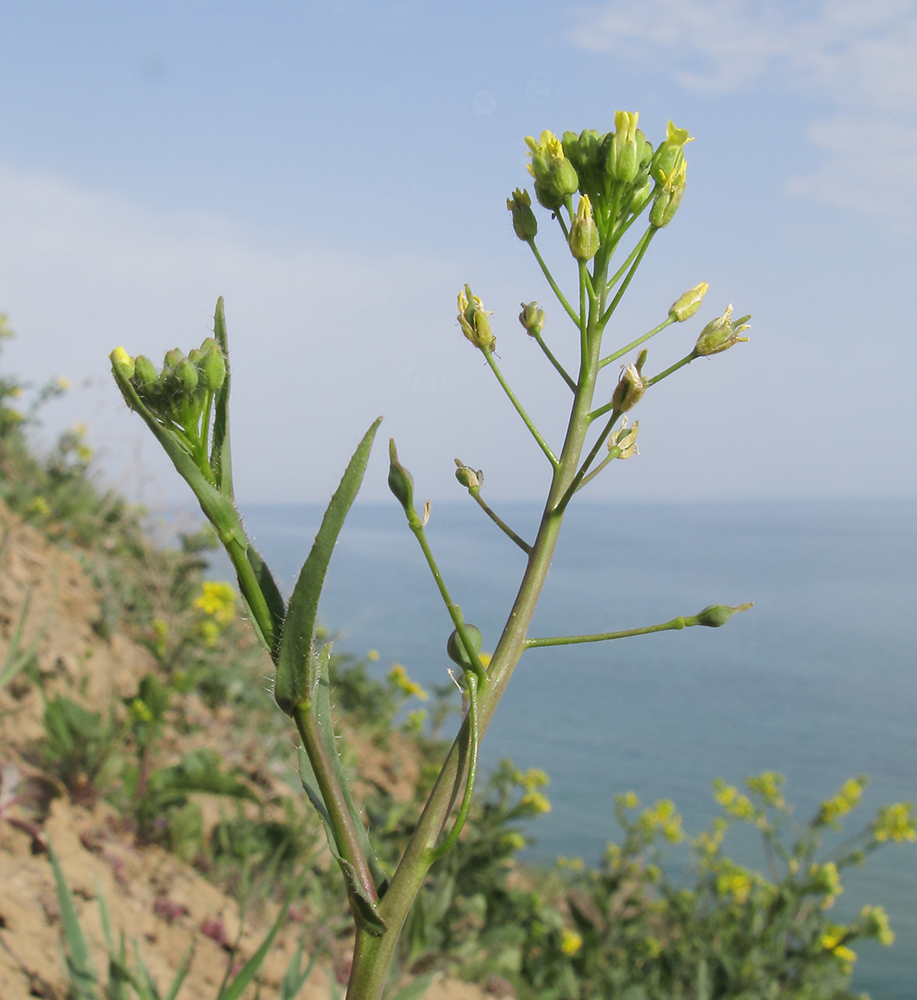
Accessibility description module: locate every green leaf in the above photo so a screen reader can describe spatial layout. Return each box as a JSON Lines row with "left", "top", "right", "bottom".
{"left": 163, "top": 944, "right": 194, "bottom": 1000}
{"left": 147, "top": 748, "right": 259, "bottom": 803}
{"left": 0, "top": 590, "right": 42, "bottom": 691}
{"left": 311, "top": 646, "right": 390, "bottom": 899}
{"left": 216, "top": 865, "right": 309, "bottom": 1000}
{"left": 280, "top": 935, "right": 318, "bottom": 1000}
{"left": 385, "top": 971, "right": 439, "bottom": 1000}
{"left": 47, "top": 840, "right": 100, "bottom": 1000}
{"left": 210, "top": 297, "right": 234, "bottom": 499}
{"left": 245, "top": 543, "right": 286, "bottom": 657}
{"left": 275, "top": 416, "right": 382, "bottom": 714}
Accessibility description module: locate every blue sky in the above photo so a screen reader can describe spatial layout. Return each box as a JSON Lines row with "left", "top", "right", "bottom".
{"left": 2, "top": 0, "right": 915, "bottom": 505}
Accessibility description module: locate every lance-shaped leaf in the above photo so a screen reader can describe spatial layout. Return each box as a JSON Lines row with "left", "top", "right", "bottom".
{"left": 216, "top": 866, "right": 310, "bottom": 1000}
{"left": 210, "top": 297, "right": 234, "bottom": 499}
{"left": 275, "top": 416, "right": 382, "bottom": 714}
{"left": 47, "top": 841, "right": 100, "bottom": 1000}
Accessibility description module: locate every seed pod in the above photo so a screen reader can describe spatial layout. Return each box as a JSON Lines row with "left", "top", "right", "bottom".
{"left": 446, "top": 624, "right": 483, "bottom": 673}
{"left": 519, "top": 301, "right": 545, "bottom": 337}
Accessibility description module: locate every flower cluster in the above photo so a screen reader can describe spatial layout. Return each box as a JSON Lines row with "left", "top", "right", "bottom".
{"left": 517, "top": 116, "right": 694, "bottom": 259}
{"left": 111, "top": 338, "right": 227, "bottom": 455}
{"left": 388, "top": 663, "right": 429, "bottom": 702}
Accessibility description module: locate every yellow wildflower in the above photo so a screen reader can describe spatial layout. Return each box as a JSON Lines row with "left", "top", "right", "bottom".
{"left": 388, "top": 663, "right": 429, "bottom": 701}
{"left": 874, "top": 802, "right": 917, "bottom": 842}
{"left": 194, "top": 581, "right": 237, "bottom": 625}
{"left": 560, "top": 929, "right": 582, "bottom": 956}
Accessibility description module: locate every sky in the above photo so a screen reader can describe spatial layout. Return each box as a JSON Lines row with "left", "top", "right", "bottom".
{"left": 1, "top": 0, "right": 916, "bottom": 506}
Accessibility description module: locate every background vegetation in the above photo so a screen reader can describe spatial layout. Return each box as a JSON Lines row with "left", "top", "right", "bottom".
{"left": 1, "top": 322, "right": 914, "bottom": 999}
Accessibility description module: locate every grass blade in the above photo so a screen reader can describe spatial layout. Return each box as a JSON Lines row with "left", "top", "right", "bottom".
{"left": 47, "top": 840, "right": 100, "bottom": 1000}
{"left": 216, "top": 865, "right": 308, "bottom": 1000}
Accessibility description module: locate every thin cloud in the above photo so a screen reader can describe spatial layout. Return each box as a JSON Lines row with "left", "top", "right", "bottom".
{"left": 565, "top": 0, "right": 917, "bottom": 222}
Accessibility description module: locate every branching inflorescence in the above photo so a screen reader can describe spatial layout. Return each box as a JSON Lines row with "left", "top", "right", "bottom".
{"left": 111, "top": 111, "right": 756, "bottom": 1000}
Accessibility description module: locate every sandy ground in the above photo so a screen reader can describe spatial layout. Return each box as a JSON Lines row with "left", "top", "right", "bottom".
{"left": 0, "top": 501, "right": 490, "bottom": 1000}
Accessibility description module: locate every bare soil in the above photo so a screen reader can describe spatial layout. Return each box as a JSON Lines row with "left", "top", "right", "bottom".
{"left": 0, "top": 500, "right": 486, "bottom": 1000}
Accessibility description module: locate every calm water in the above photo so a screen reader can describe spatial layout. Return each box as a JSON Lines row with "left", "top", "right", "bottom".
{"left": 229, "top": 498, "right": 916, "bottom": 998}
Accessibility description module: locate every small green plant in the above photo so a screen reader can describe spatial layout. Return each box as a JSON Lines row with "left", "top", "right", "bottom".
{"left": 496, "top": 774, "right": 916, "bottom": 1000}
{"left": 39, "top": 694, "right": 120, "bottom": 804}
{"left": 106, "top": 112, "right": 913, "bottom": 999}
{"left": 0, "top": 589, "right": 44, "bottom": 693}
{"left": 47, "top": 838, "right": 314, "bottom": 1000}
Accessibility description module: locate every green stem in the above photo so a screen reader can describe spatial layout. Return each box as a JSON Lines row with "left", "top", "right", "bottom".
{"left": 526, "top": 614, "right": 701, "bottom": 648}
{"left": 578, "top": 260, "right": 588, "bottom": 360}
{"left": 599, "top": 316, "right": 676, "bottom": 369}
{"left": 469, "top": 488, "right": 532, "bottom": 555}
{"left": 575, "top": 449, "right": 617, "bottom": 491}
{"left": 646, "top": 350, "right": 699, "bottom": 386}
{"left": 408, "top": 518, "right": 487, "bottom": 681}
{"left": 600, "top": 228, "right": 656, "bottom": 327}
{"left": 428, "top": 672, "right": 479, "bottom": 860}
{"left": 605, "top": 226, "right": 652, "bottom": 295}
{"left": 527, "top": 239, "right": 579, "bottom": 325}
{"left": 558, "top": 408, "right": 621, "bottom": 510}
{"left": 481, "top": 346, "right": 558, "bottom": 468}
{"left": 532, "top": 331, "right": 576, "bottom": 391}
{"left": 292, "top": 703, "right": 379, "bottom": 909}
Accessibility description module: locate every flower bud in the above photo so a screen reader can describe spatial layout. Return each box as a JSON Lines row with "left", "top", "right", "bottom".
{"left": 651, "top": 121, "right": 694, "bottom": 184}
{"left": 110, "top": 346, "right": 135, "bottom": 381}
{"left": 694, "top": 305, "right": 751, "bottom": 356}
{"left": 163, "top": 348, "right": 186, "bottom": 370}
{"left": 609, "top": 110, "right": 640, "bottom": 184}
{"left": 563, "top": 129, "right": 604, "bottom": 195}
{"left": 506, "top": 188, "right": 538, "bottom": 240}
{"left": 629, "top": 179, "right": 653, "bottom": 216}
{"left": 525, "top": 130, "right": 579, "bottom": 209}
{"left": 457, "top": 284, "right": 495, "bottom": 350}
{"left": 174, "top": 357, "right": 199, "bottom": 395}
{"left": 197, "top": 338, "right": 227, "bottom": 391}
{"left": 387, "top": 439, "right": 416, "bottom": 515}
{"left": 131, "top": 355, "right": 159, "bottom": 395}
{"left": 690, "top": 603, "right": 753, "bottom": 627}
{"left": 607, "top": 417, "right": 639, "bottom": 460}
{"left": 611, "top": 355, "right": 648, "bottom": 413}
{"left": 519, "top": 301, "right": 545, "bottom": 337}
{"left": 569, "top": 194, "right": 600, "bottom": 261}
{"left": 669, "top": 282, "right": 709, "bottom": 322}
{"left": 454, "top": 459, "right": 483, "bottom": 491}
{"left": 446, "top": 623, "right": 483, "bottom": 673}
{"left": 649, "top": 160, "right": 686, "bottom": 228}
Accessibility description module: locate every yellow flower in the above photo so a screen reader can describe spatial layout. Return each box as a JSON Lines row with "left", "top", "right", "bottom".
{"left": 26, "top": 496, "right": 51, "bottom": 517}
{"left": 861, "top": 905, "right": 895, "bottom": 946}
{"left": 194, "top": 581, "right": 238, "bottom": 625}
{"left": 560, "top": 929, "right": 582, "bottom": 955}
{"left": 521, "top": 791, "right": 551, "bottom": 814}
{"left": 874, "top": 802, "right": 917, "bottom": 842}
{"left": 367, "top": 649, "right": 380, "bottom": 661}
{"left": 522, "top": 768, "right": 549, "bottom": 790}
{"left": 388, "top": 663, "right": 429, "bottom": 701}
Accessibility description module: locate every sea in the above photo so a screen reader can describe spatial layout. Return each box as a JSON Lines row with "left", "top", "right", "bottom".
{"left": 208, "top": 497, "right": 915, "bottom": 999}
